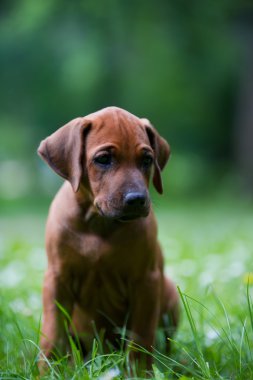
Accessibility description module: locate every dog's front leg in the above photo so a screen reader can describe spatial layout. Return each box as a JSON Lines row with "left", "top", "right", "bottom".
{"left": 129, "top": 270, "right": 161, "bottom": 371}
{"left": 40, "top": 268, "right": 74, "bottom": 360}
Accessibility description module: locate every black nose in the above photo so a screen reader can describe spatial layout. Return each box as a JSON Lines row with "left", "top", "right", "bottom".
{"left": 124, "top": 192, "right": 147, "bottom": 208}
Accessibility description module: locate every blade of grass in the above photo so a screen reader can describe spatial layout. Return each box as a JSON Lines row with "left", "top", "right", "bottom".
{"left": 178, "top": 287, "right": 211, "bottom": 379}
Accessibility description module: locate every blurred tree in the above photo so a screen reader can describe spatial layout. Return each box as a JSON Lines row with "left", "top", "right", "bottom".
{"left": 234, "top": 8, "right": 253, "bottom": 192}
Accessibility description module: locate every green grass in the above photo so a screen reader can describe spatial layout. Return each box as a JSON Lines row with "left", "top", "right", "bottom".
{"left": 0, "top": 195, "right": 253, "bottom": 379}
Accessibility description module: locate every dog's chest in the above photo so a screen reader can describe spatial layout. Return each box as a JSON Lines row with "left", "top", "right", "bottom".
{"left": 78, "top": 232, "right": 112, "bottom": 261}
{"left": 62, "top": 229, "right": 113, "bottom": 263}
{"left": 63, "top": 223, "right": 154, "bottom": 316}
{"left": 74, "top": 268, "right": 130, "bottom": 316}
{"left": 65, "top": 226, "right": 148, "bottom": 268}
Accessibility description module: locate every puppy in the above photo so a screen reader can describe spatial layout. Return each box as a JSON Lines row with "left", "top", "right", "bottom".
{"left": 38, "top": 106, "right": 179, "bottom": 369}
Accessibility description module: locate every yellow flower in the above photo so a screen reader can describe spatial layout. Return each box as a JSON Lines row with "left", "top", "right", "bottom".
{"left": 243, "top": 272, "right": 253, "bottom": 285}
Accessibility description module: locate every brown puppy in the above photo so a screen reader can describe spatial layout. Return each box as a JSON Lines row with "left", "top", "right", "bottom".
{"left": 38, "top": 106, "right": 179, "bottom": 369}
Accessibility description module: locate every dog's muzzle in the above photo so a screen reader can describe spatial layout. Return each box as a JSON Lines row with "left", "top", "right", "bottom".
{"left": 95, "top": 191, "right": 150, "bottom": 221}
{"left": 118, "top": 191, "right": 150, "bottom": 221}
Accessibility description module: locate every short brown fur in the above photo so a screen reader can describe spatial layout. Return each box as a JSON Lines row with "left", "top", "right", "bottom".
{"left": 38, "top": 107, "right": 179, "bottom": 370}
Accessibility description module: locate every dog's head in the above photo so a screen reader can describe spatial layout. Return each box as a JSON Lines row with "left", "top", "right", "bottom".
{"left": 38, "top": 107, "right": 170, "bottom": 221}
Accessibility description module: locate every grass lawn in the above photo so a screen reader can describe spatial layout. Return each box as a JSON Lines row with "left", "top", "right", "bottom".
{"left": 0, "top": 195, "right": 253, "bottom": 379}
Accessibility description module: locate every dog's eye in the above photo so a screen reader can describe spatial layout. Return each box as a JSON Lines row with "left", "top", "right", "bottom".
{"left": 142, "top": 155, "right": 153, "bottom": 168}
{"left": 94, "top": 154, "right": 112, "bottom": 167}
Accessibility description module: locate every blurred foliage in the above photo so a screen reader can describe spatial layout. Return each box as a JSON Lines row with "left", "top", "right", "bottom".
{"left": 0, "top": 0, "right": 252, "bottom": 201}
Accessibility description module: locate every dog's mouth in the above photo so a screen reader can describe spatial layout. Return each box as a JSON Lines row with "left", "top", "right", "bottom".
{"left": 117, "top": 207, "right": 150, "bottom": 222}
{"left": 117, "top": 214, "right": 144, "bottom": 222}
{"left": 95, "top": 204, "right": 149, "bottom": 222}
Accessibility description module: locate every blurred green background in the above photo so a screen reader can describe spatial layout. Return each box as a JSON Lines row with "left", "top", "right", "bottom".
{"left": 1, "top": 0, "right": 253, "bottom": 212}
{"left": 1, "top": 3, "right": 253, "bottom": 377}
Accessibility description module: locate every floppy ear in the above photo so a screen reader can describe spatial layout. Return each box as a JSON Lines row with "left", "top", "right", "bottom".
{"left": 142, "top": 118, "right": 171, "bottom": 194}
{"left": 37, "top": 117, "right": 91, "bottom": 192}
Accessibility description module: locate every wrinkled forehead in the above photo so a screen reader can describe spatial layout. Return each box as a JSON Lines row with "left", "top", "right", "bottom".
{"left": 85, "top": 108, "right": 150, "bottom": 152}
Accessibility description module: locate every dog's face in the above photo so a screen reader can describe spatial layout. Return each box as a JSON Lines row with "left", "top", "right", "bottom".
{"left": 86, "top": 112, "right": 154, "bottom": 221}
{"left": 38, "top": 107, "right": 170, "bottom": 221}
